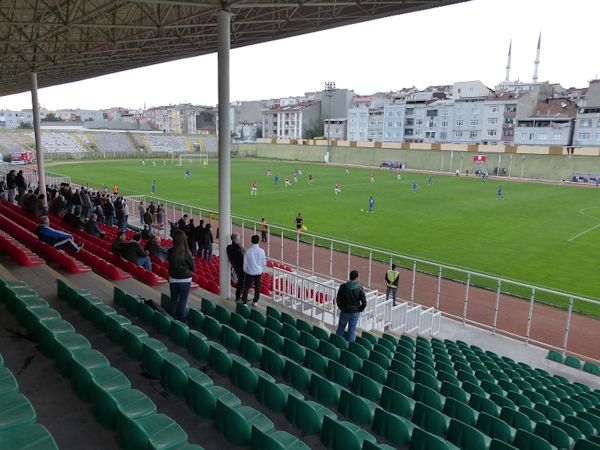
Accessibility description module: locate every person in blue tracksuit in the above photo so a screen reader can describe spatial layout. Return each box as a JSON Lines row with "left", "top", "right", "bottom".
{"left": 36, "top": 216, "right": 82, "bottom": 252}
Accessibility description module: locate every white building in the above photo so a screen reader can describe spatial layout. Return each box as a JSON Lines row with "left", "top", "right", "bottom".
{"left": 573, "top": 80, "right": 600, "bottom": 147}
{"left": 0, "top": 110, "right": 34, "bottom": 128}
{"left": 262, "top": 100, "right": 321, "bottom": 139}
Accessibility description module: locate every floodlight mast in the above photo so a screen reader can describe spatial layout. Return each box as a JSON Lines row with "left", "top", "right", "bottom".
{"left": 324, "top": 81, "right": 336, "bottom": 161}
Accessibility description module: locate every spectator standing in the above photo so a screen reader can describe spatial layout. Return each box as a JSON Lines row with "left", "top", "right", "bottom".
{"left": 15, "top": 170, "right": 27, "bottom": 201}
{"left": 6, "top": 170, "right": 16, "bottom": 204}
{"left": 156, "top": 204, "right": 164, "bottom": 226}
{"left": 198, "top": 223, "right": 213, "bottom": 261}
{"left": 167, "top": 230, "right": 195, "bottom": 322}
{"left": 80, "top": 189, "right": 92, "bottom": 219}
{"left": 260, "top": 219, "right": 268, "bottom": 243}
{"left": 121, "top": 233, "right": 152, "bottom": 271}
{"left": 335, "top": 270, "right": 367, "bottom": 342}
{"left": 226, "top": 233, "right": 245, "bottom": 303}
{"left": 84, "top": 214, "right": 105, "bottom": 238}
{"left": 0, "top": 180, "right": 7, "bottom": 201}
{"left": 186, "top": 218, "right": 197, "bottom": 255}
{"left": 295, "top": 213, "right": 303, "bottom": 235}
{"left": 177, "top": 214, "right": 188, "bottom": 231}
{"left": 36, "top": 216, "right": 82, "bottom": 252}
{"left": 103, "top": 197, "right": 115, "bottom": 226}
{"left": 143, "top": 208, "right": 154, "bottom": 228}
{"left": 241, "top": 235, "right": 266, "bottom": 306}
{"left": 111, "top": 232, "right": 126, "bottom": 255}
{"left": 385, "top": 264, "right": 400, "bottom": 306}
{"left": 138, "top": 201, "right": 145, "bottom": 224}
{"left": 141, "top": 224, "right": 154, "bottom": 241}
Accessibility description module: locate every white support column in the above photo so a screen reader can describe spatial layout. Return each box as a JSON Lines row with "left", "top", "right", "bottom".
{"left": 218, "top": 9, "right": 231, "bottom": 300}
{"left": 30, "top": 72, "right": 47, "bottom": 205}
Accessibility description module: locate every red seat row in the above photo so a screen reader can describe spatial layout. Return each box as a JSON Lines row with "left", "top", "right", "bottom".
{"left": 0, "top": 229, "right": 45, "bottom": 267}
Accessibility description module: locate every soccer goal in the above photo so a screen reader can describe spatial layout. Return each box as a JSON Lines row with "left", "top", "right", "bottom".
{"left": 178, "top": 153, "right": 208, "bottom": 167}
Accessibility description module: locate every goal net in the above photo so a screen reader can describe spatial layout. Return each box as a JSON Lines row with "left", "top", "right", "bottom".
{"left": 178, "top": 153, "right": 208, "bottom": 167}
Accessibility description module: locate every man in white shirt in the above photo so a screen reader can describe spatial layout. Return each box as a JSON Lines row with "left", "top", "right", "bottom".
{"left": 242, "top": 234, "right": 266, "bottom": 305}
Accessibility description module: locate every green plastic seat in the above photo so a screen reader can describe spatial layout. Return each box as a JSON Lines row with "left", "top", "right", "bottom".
{"left": 440, "top": 381, "right": 469, "bottom": 404}
{"left": 22, "top": 306, "right": 60, "bottom": 340}
{"left": 282, "top": 322, "right": 300, "bottom": 341}
{"left": 260, "top": 346, "right": 287, "bottom": 376}
{"left": 574, "top": 439, "right": 600, "bottom": 450}
{"left": 188, "top": 307, "right": 204, "bottom": 331}
{"left": 0, "top": 423, "right": 58, "bottom": 450}
{"left": 161, "top": 352, "right": 191, "bottom": 396}
{"left": 371, "top": 406, "right": 414, "bottom": 446}
{"left": 437, "top": 371, "right": 460, "bottom": 387}
{"left": 415, "top": 369, "right": 441, "bottom": 392}
{"left": 463, "top": 381, "right": 487, "bottom": 399}
{"left": 202, "top": 315, "right": 222, "bottom": 340}
{"left": 321, "top": 415, "right": 377, "bottom": 450}
{"left": 15, "top": 297, "right": 50, "bottom": 329}
{"left": 340, "top": 349, "right": 363, "bottom": 372}
{"left": 573, "top": 394, "right": 594, "bottom": 410}
{"left": 215, "top": 401, "right": 274, "bottom": 446}
{"left": 354, "top": 336, "right": 374, "bottom": 352}
{"left": 115, "top": 389, "right": 157, "bottom": 444}
{"left": 280, "top": 312, "right": 296, "bottom": 327}
{"left": 187, "top": 330, "right": 210, "bottom": 361}
{"left": 283, "top": 338, "right": 306, "bottom": 363}
{"left": 381, "top": 332, "right": 399, "bottom": 346}
{"left": 214, "top": 304, "right": 231, "bottom": 325}
{"left": 106, "top": 314, "right": 132, "bottom": 344}
{"left": 138, "top": 301, "right": 156, "bottom": 325}
{"left": 208, "top": 342, "right": 233, "bottom": 376}
{"left": 54, "top": 332, "right": 92, "bottom": 377}
{"left": 349, "top": 342, "right": 370, "bottom": 361}
{"left": 412, "top": 402, "right": 450, "bottom": 436}
{"left": 231, "top": 360, "right": 273, "bottom": 394}
{"left": 239, "top": 334, "right": 264, "bottom": 363}
{"left": 470, "top": 393, "right": 499, "bottom": 418}
{"left": 237, "top": 302, "right": 251, "bottom": 319}
{"left": 551, "top": 420, "right": 583, "bottom": 442}
{"left": 160, "top": 293, "right": 172, "bottom": 312}
{"left": 546, "top": 350, "right": 564, "bottom": 364}
{"left": 565, "top": 356, "right": 582, "bottom": 370}
{"left": 249, "top": 308, "right": 266, "bottom": 327}
{"left": 513, "top": 429, "right": 553, "bottom": 450}
{"left": 330, "top": 333, "right": 350, "bottom": 351}
{"left": 229, "top": 312, "right": 247, "bottom": 333}
{"left": 308, "top": 374, "right": 342, "bottom": 406}
{"left": 578, "top": 412, "right": 600, "bottom": 432}
{"left": 264, "top": 328, "right": 284, "bottom": 352}
{"left": 327, "top": 360, "right": 354, "bottom": 389}
{"left": 283, "top": 359, "right": 313, "bottom": 391}
{"left": 305, "top": 349, "right": 329, "bottom": 376}
{"left": 534, "top": 422, "right": 574, "bottom": 450}
{"left": 121, "top": 413, "right": 188, "bottom": 450}
{"left": 265, "top": 305, "right": 281, "bottom": 320}
{"left": 265, "top": 315, "right": 283, "bottom": 333}
{"left": 90, "top": 366, "right": 132, "bottom": 428}
{"left": 500, "top": 407, "right": 534, "bottom": 433}
{"left": 499, "top": 379, "right": 521, "bottom": 395}
{"left": 565, "top": 415, "right": 595, "bottom": 438}
{"left": 71, "top": 348, "right": 110, "bottom": 401}
{"left": 250, "top": 428, "right": 310, "bottom": 450}
{"left": 583, "top": 361, "right": 600, "bottom": 376}
{"left": 141, "top": 338, "right": 168, "bottom": 379}
{"left": 184, "top": 367, "right": 213, "bottom": 412}
{"left": 477, "top": 411, "right": 517, "bottom": 444}
{"left": 481, "top": 379, "right": 505, "bottom": 397}
{"left": 0, "top": 393, "right": 36, "bottom": 431}
{"left": 351, "top": 372, "right": 383, "bottom": 402}
{"left": 413, "top": 383, "right": 444, "bottom": 411}
{"left": 286, "top": 395, "right": 337, "bottom": 434}
{"left": 246, "top": 320, "right": 266, "bottom": 342}
{"left": 447, "top": 418, "right": 491, "bottom": 450}
{"left": 386, "top": 370, "right": 415, "bottom": 396}
{"left": 299, "top": 331, "right": 320, "bottom": 351}
{"left": 122, "top": 324, "right": 150, "bottom": 360}
{"left": 409, "top": 426, "right": 460, "bottom": 450}
{"left": 220, "top": 324, "right": 241, "bottom": 351}
{"left": 564, "top": 397, "right": 585, "bottom": 414}
{"left": 520, "top": 406, "right": 547, "bottom": 425}
{"left": 319, "top": 340, "right": 341, "bottom": 361}
{"left": 338, "top": 390, "right": 377, "bottom": 425}
{"left": 534, "top": 401, "right": 562, "bottom": 421}
{"left": 361, "top": 332, "right": 378, "bottom": 346}
{"left": 37, "top": 318, "right": 75, "bottom": 357}
{"left": 380, "top": 385, "right": 415, "bottom": 418}
{"left": 169, "top": 320, "right": 190, "bottom": 347}
{"left": 362, "top": 359, "right": 387, "bottom": 384}
{"left": 444, "top": 397, "right": 478, "bottom": 427}
{"left": 256, "top": 374, "right": 303, "bottom": 412}
{"left": 122, "top": 293, "right": 141, "bottom": 316}
{"left": 201, "top": 298, "right": 215, "bottom": 316}
{"left": 312, "top": 325, "right": 330, "bottom": 341}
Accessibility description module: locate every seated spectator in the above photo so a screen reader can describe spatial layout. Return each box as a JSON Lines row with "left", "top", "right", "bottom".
{"left": 141, "top": 224, "right": 154, "bottom": 241}
{"left": 32, "top": 194, "right": 47, "bottom": 217}
{"left": 68, "top": 210, "right": 86, "bottom": 230}
{"left": 145, "top": 236, "right": 168, "bottom": 260}
{"left": 36, "top": 216, "right": 82, "bottom": 252}
{"left": 121, "top": 233, "right": 152, "bottom": 271}
{"left": 111, "top": 231, "right": 127, "bottom": 255}
{"left": 84, "top": 213, "right": 105, "bottom": 238}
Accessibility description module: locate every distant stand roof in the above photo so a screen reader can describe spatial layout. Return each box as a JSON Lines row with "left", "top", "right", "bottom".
{"left": 0, "top": 0, "right": 470, "bottom": 97}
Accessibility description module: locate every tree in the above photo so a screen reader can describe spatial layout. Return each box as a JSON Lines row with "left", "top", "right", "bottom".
{"left": 18, "top": 122, "right": 33, "bottom": 129}
{"left": 43, "top": 112, "right": 62, "bottom": 122}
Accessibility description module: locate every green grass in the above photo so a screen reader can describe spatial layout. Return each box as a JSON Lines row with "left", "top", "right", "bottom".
{"left": 48, "top": 158, "right": 600, "bottom": 315}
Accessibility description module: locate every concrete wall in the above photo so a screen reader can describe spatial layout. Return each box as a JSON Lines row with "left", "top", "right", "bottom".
{"left": 241, "top": 142, "right": 600, "bottom": 181}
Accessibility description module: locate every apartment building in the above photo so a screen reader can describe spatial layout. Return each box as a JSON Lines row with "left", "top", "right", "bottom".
{"left": 262, "top": 100, "right": 321, "bottom": 139}
{"left": 514, "top": 98, "right": 577, "bottom": 146}
{"left": 347, "top": 94, "right": 391, "bottom": 141}
{"left": 0, "top": 110, "right": 34, "bottom": 128}
{"left": 324, "top": 119, "right": 347, "bottom": 141}
{"left": 573, "top": 80, "right": 600, "bottom": 147}
{"left": 450, "top": 81, "right": 493, "bottom": 144}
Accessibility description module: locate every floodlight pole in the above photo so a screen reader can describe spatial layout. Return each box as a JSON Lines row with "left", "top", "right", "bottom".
{"left": 30, "top": 72, "right": 47, "bottom": 206}
{"left": 217, "top": 9, "right": 231, "bottom": 300}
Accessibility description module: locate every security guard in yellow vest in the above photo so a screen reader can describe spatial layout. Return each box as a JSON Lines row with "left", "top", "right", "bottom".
{"left": 385, "top": 264, "right": 400, "bottom": 306}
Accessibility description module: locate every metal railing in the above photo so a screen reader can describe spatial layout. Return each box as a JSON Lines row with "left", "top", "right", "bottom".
{"left": 0, "top": 163, "right": 71, "bottom": 189}
{"left": 121, "top": 193, "right": 599, "bottom": 362}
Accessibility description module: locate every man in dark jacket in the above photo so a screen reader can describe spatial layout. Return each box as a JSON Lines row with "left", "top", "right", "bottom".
{"left": 226, "top": 233, "right": 245, "bottom": 303}
{"left": 335, "top": 270, "right": 367, "bottom": 343}
{"left": 15, "top": 170, "right": 27, "bottom": 201}
{"left": 6, "top": 170, "right": 17, "bottom": 204}
{"left": 84, "top": 213, "right": 105, "bottom": 238}
{"left": 112, "top": 231, "right": 126, "bottom": 255}
{"left": 121, "top": 233, "right": 152, "bottom": 271}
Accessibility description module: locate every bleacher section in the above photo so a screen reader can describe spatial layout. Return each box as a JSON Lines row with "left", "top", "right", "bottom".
{"left": 0, "top": 197, "right": 599, "bottom": 450}
{"left": 0, "top": 132, "right": 23, "bottom": 152}
{"left": 145, "top": 134, "right": 189, "bottom": 153}
{"left": 90, "top": 133, "right": 136, "bottom": 153}
{"left": 38, "top": 132, "right": 88, "bottom": 153}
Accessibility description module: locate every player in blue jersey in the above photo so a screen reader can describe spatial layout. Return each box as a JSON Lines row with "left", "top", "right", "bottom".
{"left": 368, "top": 196, "right": 375, "bottom": 213}
{"left": 497, "top": 186, "right": 504, "bottom": 200}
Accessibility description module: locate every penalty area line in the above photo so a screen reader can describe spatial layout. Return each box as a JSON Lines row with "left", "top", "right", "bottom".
{"left": 568, "top": 223, "right": 600, "bottom": 242}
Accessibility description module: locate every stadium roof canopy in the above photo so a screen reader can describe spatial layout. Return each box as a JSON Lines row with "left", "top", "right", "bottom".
{"left": 0, "top": 0, "right": 470, "bottom": 97}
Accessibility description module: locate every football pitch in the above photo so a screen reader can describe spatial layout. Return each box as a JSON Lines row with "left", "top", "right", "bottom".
{"left": 49, "top": 158, "right": 600, "bottom": 310}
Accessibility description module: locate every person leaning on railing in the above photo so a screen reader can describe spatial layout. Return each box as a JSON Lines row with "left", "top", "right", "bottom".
{"left": 335, "top": 270, "right": 367, "bottom": 343}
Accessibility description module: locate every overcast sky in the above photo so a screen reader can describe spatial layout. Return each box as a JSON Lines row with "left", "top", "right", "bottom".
{"left": 1, "top": 0, "right": 599, "bottom": 111}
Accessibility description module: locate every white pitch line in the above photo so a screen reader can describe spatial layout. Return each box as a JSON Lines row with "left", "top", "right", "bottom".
{"left": 568, "top": 223, "right": 600, "bottom": 242}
